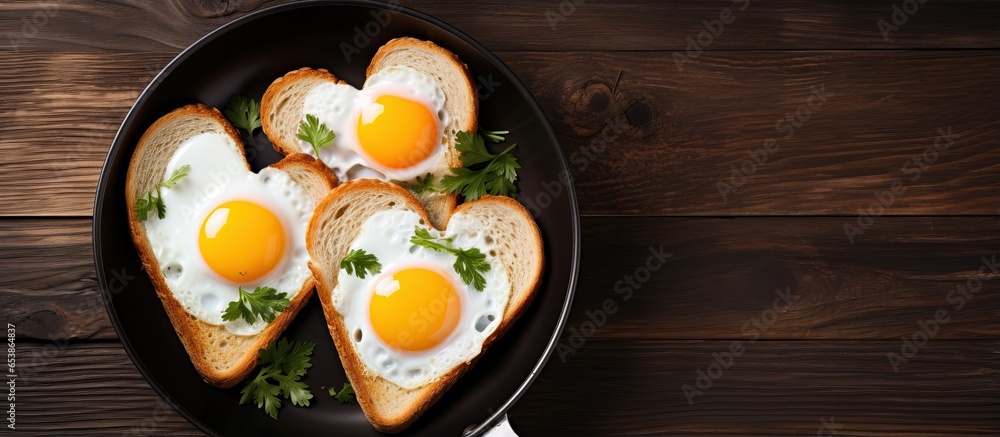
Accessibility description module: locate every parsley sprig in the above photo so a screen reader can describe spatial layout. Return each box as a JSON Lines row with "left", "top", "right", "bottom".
{"left": 340, "top": 249, "right": 382, "bottom": 279}
{"left": 223, "top": 95, "right": 262, "bottom": 136}
{"left": 328, "top": 382, "right": 356, "bottom": 404}
{"left": 239, "top": 338, "right": 315, "bottom": 419}
{"left": 441, "top": 130, "right": 520, "bottom": 201}
{"left": 222, "top": 286, "right": 291, "bottom": 325}
{"left": 297, "top": 114, "right": 336, "bottom": 157}
{"left": 410, "top": 227, "right": 491, "bottom": 291}
{"left": 409, "top": 173, "right": 441, "bottom": 196}
{"left": 135, "top": 164, "right": 190, "bottom": 221}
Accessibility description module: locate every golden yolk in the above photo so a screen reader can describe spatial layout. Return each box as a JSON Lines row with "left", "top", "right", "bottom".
{"left": 356, "top": 94, "right": 438, "bottom": 169}
{"left": 199, "top": 200, "right": 286, "bottom": 283}
{"left": 369, "top": 267, "right": 461, "bottom": 352}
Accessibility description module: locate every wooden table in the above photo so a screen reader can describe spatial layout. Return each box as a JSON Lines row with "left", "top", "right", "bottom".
{"left": 3, "top": 0, "right": 999, "bottom": 435}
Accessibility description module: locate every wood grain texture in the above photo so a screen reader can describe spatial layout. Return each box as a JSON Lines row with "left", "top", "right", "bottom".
{"left": 515, "top": 50, "right": 1000, "bottom": 216}
{"left": 512, "top": 339, "right": 1000, "bottom": 435}
{"left": 10, "top": 341, "right": 999, "bottom": 435}
{"left": 12, "top": 342, "right": 202, "bottom": 436}
{"left": 2, "top": 51, "right": 999, "bottom": 216}
{"left": 1, "top": 0, "right": 998, "bottom": 52}
{"left": 0, "top": 218, "right": 113, "bottom": 341}
{"left": 0, "top": 52, "right": 173, "bottom": 217}
{"left": 565, "top": 216, "right": 1000, "bottom": 340}
{"left": 6, "top": 217, "right": 999, "bottom": 342}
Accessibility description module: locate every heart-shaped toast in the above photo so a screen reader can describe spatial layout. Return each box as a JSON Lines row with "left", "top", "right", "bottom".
{"left": 125, "top": 104, "right": 337, "bottom": 388}
{"left": 261, "top": 37, "right": 479, "bottom": 230}
{"left": 306, "top": 179, "right": 543, "bottom": 432}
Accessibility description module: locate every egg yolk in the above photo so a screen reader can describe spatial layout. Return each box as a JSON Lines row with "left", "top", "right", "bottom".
{"left": 356, "top": 94, "right": 438, "bottom": 169}
{"left": 199, "top": 200, "right": 286, "bottom": 283}
{"left": 369, "top": 267, "right": 461, "bottom": 352}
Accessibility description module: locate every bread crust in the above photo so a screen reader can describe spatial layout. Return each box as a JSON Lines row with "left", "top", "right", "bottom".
{"left": 453, "top": 195, "right": 545, "bottom": 346}
{"left": 270, "top": 150, "right": 340, "bottom": 189}
{"left": 125, "top": 104, "right": 338, "bottom": 388}
{"left": 306, "top": 180, "right": 543, "bottom": 432}
{"left": 260, "top": 67, "right": 342, "bottom": 156}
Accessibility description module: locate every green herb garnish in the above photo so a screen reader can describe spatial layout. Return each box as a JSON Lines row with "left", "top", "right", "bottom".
{"left": 409, "top": 173, "right": 443, "bottom": 196}
{"left": 135, "top": 164, "right": 190, "bottom": 221}
{"left": 480, "top": 128, "right": 509, "bottom": 144}
{"left": 441, "top": 131, "right": 520, "bottom": 201}
{"left": 222, "top": 286, "right": 291, "bottom": 325}
{"left": 223, "top": 95, "right": 262, "bottom": 135}
{"left": 329, "top": 382, "right": 356, "bottom": 404}
{"left": 297, "top": 114, "right": 336, "bottom": 157}
{"left": 239, "top": 338, "right": 315, "bottom": 419}
{"left": 340, "top": 249, "right": 382, "bottom": 279}
{"left": 410, "top": 227, "right": 490, "bottom": 291}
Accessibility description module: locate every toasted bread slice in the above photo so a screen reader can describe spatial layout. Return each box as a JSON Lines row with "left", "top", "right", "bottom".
{"left": 261, "top": 67, "right": 345, "bottom": 157}
{"left": 125, "top": 104, "right": 338, "bottom": 388}
{"left": 306, "top": 179, "right": 543, "bottom": 433}
{"left": 260, "top": 37, "right": 478, "bottom": 230}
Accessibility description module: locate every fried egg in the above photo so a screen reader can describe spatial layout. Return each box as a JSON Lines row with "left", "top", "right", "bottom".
{"left": 335, "top": 209, "right": 510, "bottom": 389}
{"left": 300, "top": 66, "right": 449, "bottom": 183}
{"left": 142, "top": 132, "right": 314, "bottom": 335}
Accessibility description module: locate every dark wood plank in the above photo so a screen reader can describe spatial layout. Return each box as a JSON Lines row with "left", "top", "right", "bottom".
{"left": 0, "top": 219, "right": 113, "bottom": 341}
{"left": 12, "top": 341, "right": 999, "bottom": 435}
{"left": 516, "top": 50, "right": 1000, "bottom": 216}
{"left": 2, "top": 288, "right": 112, "bottom": 342}
{"left": 6, "top": 217, "right": 999, "bottom": 341}
{"left": 2, "top": 51, "right": 999, "bottom": 217}
{"left": 2, "top": 0, "right": 998, "bottom": 52}
{"left": 0, "top": 52, "right": 172, "bottom": 217}
{"left": 12, "top": 342, "right": 202, "bottom": 435}
{"left": 511, "top": 339, "right": 1000, "bottom": 435}
{"left": 565, "top": 216, "right": 1000, "bottom": 340}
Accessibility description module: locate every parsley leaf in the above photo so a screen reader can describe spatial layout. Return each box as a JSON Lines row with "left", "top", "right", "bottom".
{"left": 222, "top": 286, "right": 291, "bottom": 325}
{"left": 274, "top": 373, "right": 313, "bottom": 407}
{"left": 340, "top": 249, "right": 382, "bottom": 279}
{"left": 452, "top": 247, "right": 489, "bottom": 291}
{"left": 486, "top": 147, "right": 520, "bottom": 196}
{"left": 240, "top": 339, "right": 315, "bottom": 419}
{"left": 409, "top": 173, "right": 443, "bottom": 196}
{"left": 135, "top": 164, "right": 190, "bottom": 221}
{"left": 297, "top": 114, "right": 336, "bottom": 157}
{"left": 224, "top": 95, "right": 262, "bottom": 136}
{"left": 240, "top": 368, "right": 282, "bottom": 419}
{"left": 159, "top": 165, "right": 190, "bottom": 189}
{"left": 442, "top": 167, "right": 488, "bottom": 201}
{"left": 410, "top": 226, "right": 491, "bottom": 291}
{"left": 329, "top": 382, "right": 356, "bottom": 404}
{"left": 442, "top": 131, "right": 520, "bottom": 201}
{"left": 411, "top": 227, "right": 454, "bottom": 252}
{"left": 260, "top": 337, "right": 315, "bottom": 377}
{"left": 453, "top": 131, "right": 495, "bottom": 166}
{"left": 134, "top": 192, "right": 161, "bottom": 222}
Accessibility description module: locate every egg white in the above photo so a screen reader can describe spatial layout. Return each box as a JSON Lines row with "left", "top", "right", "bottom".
{"left": 300, "top": 66, "right": 449, "bottom": 183}
{"left": 335, "top": 209, "right": 509, "bottom": 389}
{"left": 142, "top": 132, "right": 314, "bottom": 336}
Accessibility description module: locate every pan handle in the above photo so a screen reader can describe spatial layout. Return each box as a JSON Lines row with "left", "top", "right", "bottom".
{"left": 482, "top": 414, "right": 517, "bottom": 437}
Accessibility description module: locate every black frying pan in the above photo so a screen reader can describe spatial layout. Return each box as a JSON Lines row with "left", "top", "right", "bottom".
{"left": 93, "top": 1, "right": 579, "bottom": 435}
